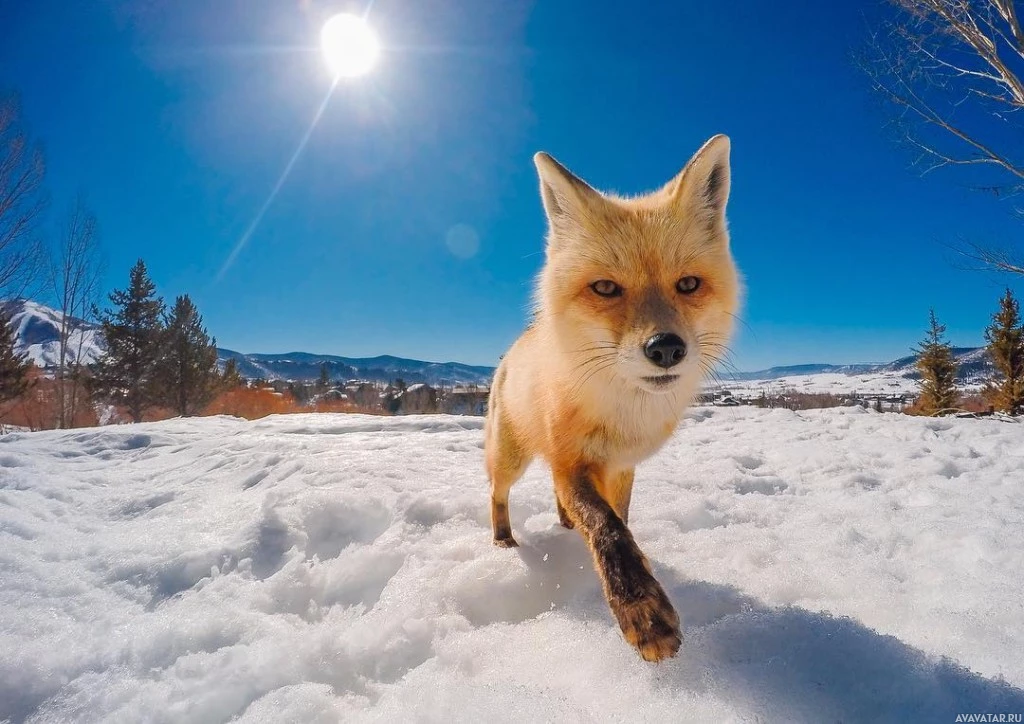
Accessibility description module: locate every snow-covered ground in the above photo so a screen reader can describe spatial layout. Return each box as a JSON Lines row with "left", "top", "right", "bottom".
{"left": 2, "top": 408, "right": 1023, "bottom": 722}
{"left": 708, "top": 348, "right": 992, "bottom": 398}
{"left": 713, "top": 370, "right": 923, "bottom": 397}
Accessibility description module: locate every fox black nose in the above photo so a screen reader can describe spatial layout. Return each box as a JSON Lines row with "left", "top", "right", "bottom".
{"left": 644, "top": 333, "right": 686, "bottom": 369}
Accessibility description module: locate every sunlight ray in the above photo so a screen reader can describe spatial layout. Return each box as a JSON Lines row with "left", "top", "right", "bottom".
{"left": 215, "top": 79, "right": 338, "bottom": 282}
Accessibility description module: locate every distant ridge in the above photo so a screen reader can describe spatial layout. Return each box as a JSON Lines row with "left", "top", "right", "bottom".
{"left": 2, "top": 299, "right": 494, "bottom": 386}
{"left": 3, "top": 299, "right": 991, "bottom": 388}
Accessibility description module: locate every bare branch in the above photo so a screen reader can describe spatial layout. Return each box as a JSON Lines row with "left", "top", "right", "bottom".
{"left": 860, "top": 1, "right": 1024, "bottom": 276}
{"left": 0, "top": 92, "right": 47, "bottom": 298}
{"left": 49, "top": 195, "right": 103, "bottom": 428}
{"left": 961, "top": 241, "right": 1024, "bottom": 273}
{"left": 992, "top": 0, "right": 1024, "bottom": 51}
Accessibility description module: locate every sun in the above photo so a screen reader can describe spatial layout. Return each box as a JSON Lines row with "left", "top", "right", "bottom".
{"left": 321, "top": 13, "right": 379, "bottom": 79}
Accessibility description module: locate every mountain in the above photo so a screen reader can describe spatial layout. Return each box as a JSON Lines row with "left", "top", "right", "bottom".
{"left": 2, "top": 299, "right": 991, "bottom": 390}
{"left": 729, "top": 347, "right": 991, "bottom": 383}
{"left": 2, "top": 299, "right": 494, "bottom": 386}
{"left": 881, "top": 346, "right": 992, "bottom": 378}
{"left": 216, "top": 349, "right": 495, "bottom": 386}
{"left": 713, "top": 347, "right": 992, "bottom": 397}
{"left": 1, "top": 299, "right": 104, "bottom": 368}
{"left": 723, "top": 363, "right": 879, "bottom": 381}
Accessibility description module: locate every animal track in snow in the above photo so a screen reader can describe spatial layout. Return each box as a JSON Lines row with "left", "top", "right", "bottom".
{"left": 734, "top": 477, "right": 789, "bottom": 495}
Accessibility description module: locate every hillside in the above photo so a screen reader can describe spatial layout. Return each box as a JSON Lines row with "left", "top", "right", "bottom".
{"left": 1, "top": 407, "right": 1022, "bottom": 721}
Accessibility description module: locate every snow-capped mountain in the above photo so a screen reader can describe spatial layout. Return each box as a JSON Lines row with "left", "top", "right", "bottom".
{"left": 1, "top": 299, "right": 104, "bottom": 368}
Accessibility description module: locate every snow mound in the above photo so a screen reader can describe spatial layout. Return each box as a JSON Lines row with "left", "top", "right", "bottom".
{"left": 1, "top": 408, "right": 1023, "bottom": 722}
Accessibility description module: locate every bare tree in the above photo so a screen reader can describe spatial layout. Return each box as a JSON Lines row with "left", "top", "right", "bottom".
{"left": 0, "top": 92, "right": 47, "bottom": 297}
{"left": 49, "top": 196, "right": 103, "bottom": 428}
{"left": 863, "top": 1, "right": 1024, "bottom": 273}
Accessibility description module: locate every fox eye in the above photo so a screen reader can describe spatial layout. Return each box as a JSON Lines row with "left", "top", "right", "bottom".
{"left": 676, "top": 276, "right": 701, "bottom": 294}
{"left": 590, "top": 280, "right": 622, "bottom": 298}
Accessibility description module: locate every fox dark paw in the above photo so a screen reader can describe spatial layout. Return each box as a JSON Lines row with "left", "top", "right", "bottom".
{"left": 493, "top": 536, "right": 519, "bottom": 548}
{"left": 613, "top": 584, "right": 682, "bottom": 662}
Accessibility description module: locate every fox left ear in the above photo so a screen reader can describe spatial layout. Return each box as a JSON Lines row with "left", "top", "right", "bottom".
{"left": 663, "top": 134, "right": 731, "bottom": 224}
{"left": 533, "top": 152, "right": 604, "bottom": 234}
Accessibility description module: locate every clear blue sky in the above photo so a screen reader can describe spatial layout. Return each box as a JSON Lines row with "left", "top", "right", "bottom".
{"left": 3, "top": 0, "right": 1022, "bottom": 369}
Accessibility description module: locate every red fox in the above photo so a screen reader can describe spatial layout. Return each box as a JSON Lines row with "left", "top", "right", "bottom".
{"left": 485, "top": 135, "right": 740, "bottom": 662}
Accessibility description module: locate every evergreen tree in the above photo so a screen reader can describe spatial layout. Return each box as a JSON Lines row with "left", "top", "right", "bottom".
{"left": 290, "top": 381, "right": 312, "bottom": 405}
{"left": 155, "top": 294, "right": 219, "bottom": 416}
{"left": 982, "top": 288, "right": 1024, "bottom": 415}
{"left": 914, "top": 309, "right": 959, "bottom": 415}
{"left": 220, "top": 358, "right": 244, "bottom": 390}
{"left": 0, "top": 307, "right": 31, "bottom": 404}
{"left": 91, "top": 260, "right": 165, "bottom": 422}
{"left": 317, "top": 363, "right": 330, "bottom": 392}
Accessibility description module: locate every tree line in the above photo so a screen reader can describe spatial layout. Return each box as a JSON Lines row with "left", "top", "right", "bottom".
{"left": 1, "top": 258, "right": 241, "bottom": 425}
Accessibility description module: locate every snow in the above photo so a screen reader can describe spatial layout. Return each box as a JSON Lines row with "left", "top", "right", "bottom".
{"left": 1, "top": 407, "right": 1023, "bottom": 722}
{"left": 715, "top": 370, "right": 923, "bottom": 396}
{"left": 707, "top": 347, "right": 991, "bottom": 398}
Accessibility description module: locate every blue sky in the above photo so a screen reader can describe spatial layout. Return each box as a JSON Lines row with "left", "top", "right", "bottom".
{"left": 3, "top": 0, "right": 1022, "bottom": 370}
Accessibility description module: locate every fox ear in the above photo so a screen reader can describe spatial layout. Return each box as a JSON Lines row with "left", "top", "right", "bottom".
{"left": 533, "top": 152, "right": 603, "bottom": 232}
{"left": 663, "top": 134, "right": 731, "bottom": 223}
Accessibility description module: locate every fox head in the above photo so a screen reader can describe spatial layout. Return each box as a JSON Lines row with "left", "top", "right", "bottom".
{"left": 533, "top": 135, "right": 741, "bottom": 398}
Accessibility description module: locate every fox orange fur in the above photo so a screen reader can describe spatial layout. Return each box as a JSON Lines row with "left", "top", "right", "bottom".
{"left": 485, "top": 135, "right": 741, "bottom": 662}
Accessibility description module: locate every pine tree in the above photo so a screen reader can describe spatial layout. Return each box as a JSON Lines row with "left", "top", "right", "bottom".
{"left": 0, "top": 307, "right": 31, "bottom": 404}
{"left": 982, "top": 288, "right": 1024, "bottom": 415}
{"left": 155, "top": 294, "right": 219, "bottom": 416}
{"left": 220, "top": 358, "right": 243, "bottom": 390}
{"left": 91, "top": 260, "right": 165, "bottom": 422}
{"left": 914, "top": 309, "right": 959, "bottom": 415}
{"left": 317, "top": 363, "right": 330, "bottom": 392}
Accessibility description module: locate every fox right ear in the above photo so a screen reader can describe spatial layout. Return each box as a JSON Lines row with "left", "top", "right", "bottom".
{"left": 533, "top": 152, "right": 602, "bottom": 232}
{"left": 663, "top": 134, "right": 731, "bottom": 226}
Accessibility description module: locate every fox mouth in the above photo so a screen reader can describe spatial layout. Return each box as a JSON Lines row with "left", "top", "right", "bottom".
{"left": 641, "top": 375, "right": 680, "bottom": 388}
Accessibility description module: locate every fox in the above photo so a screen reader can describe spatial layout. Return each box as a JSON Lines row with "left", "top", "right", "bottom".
{"left": 484, "top": 135, "right": 740, "bottom": 662}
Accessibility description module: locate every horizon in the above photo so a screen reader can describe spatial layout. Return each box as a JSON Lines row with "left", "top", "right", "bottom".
{"left": 4, "top": 1, "right": 1023, "bottom": 369}
{"left": 7, "top": 296, "right": 990, "bottom": 374}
